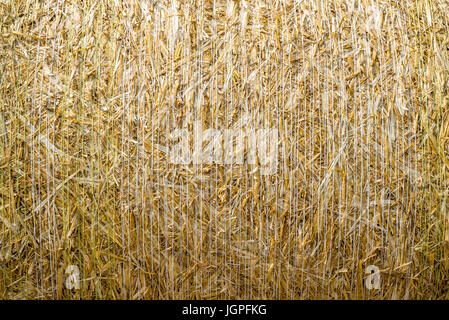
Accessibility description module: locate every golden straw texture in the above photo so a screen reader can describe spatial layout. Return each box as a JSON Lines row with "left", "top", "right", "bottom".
{"left": 0, "top": 0, "right": 448, "bottom": 299}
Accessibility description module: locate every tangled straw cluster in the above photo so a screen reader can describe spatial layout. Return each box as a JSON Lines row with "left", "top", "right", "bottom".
{"left": 0, "top": 0, "right": 448, "bottom": 299}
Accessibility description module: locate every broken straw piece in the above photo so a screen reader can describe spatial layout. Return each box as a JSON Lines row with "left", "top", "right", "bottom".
{"left": 17, "top": 114, "right": 62, "bottom": 155}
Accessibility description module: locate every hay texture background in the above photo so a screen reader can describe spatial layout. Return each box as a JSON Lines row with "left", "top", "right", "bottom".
{"left": 1, "top": 0, "right": 449, "bottom": 299}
